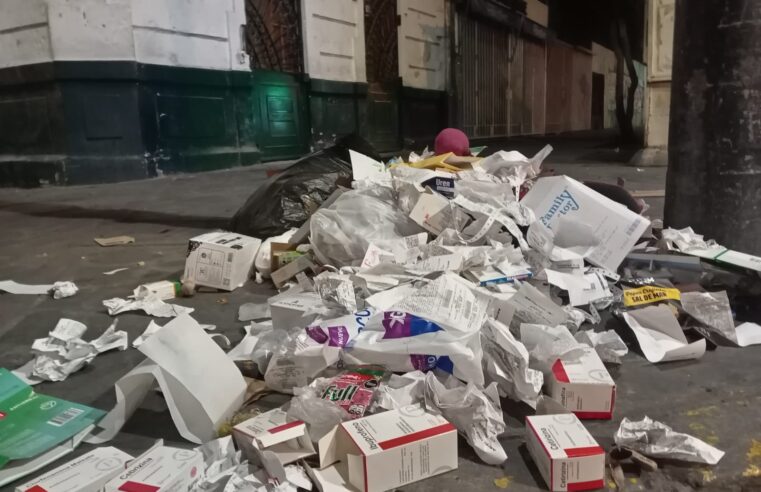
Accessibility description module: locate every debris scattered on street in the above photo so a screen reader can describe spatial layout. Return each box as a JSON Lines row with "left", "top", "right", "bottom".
{"left": 5, "top": 137, "right": 761, "bottom": 492}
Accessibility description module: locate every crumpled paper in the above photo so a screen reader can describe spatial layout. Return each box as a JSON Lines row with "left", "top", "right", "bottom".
{"left": 374, "top": 370, "right": 427, "bottom": 411}
{"left": 423, "top": 372, "right": 507, "bottom": 465}
{"left": 520, "top": 323, "right": 587, "bottom": 372}
{"left": 16, "top": 318, "right": 128, "bottom": 383}
{"left": 50, "top": 281, "right": 78, "bottom": 299}
{"left": 614, "top": 416, "right": 725, "bottom": 465}
{"left": 575, "top": 329, "right": 628, "bottom": 364}
{"left": 103, "top": 295, "right": 194, "bottom": 317}
{"left": 481, "top": 319, "right": 543, "bottom": 407}
{"left": 196, "top": 436, "right": 249, "bottom": 492}
{"left": 661, "top": 227, "right": 716, "bottom": 252}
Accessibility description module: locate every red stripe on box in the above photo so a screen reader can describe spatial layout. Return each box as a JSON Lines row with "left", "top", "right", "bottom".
{"left": 377, "top": 423, "right": 456, "bottom": 450}
{"left": 567, "top": 478, "right": 605, "bottom": 491}
{"left": 551, "top": 359, "right": 570, "bottom": 383}
{"left": 565, "top": 446, "right": 604, "bottom": 458}
{"left": 268, "top": 420, "right": 303, "bottom": 434}
{"left": 118, "top": 482, "right": 160, "bottom": 492}
{"left": 27, "top": 487, "right": 48, "bottom": 492}
{"left": 574, "top": 410, "right": 613, "bottom": 420}
{"left": 526, "top": 418, "right": 553, "bottom": 490}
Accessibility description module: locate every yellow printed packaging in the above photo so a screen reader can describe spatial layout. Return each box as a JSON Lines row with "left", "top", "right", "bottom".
{"left": 623, "top": 286, "right": 681, "bottom": 307}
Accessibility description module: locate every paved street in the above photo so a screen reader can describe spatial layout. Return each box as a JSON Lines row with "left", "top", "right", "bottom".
{"left": 1, "top": 140, "right": 760, "bottom": 491}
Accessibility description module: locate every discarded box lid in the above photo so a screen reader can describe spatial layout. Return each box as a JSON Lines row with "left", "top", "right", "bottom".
{"left": 547, "top": 347, "right": 616, "bottom": 419}
{"left": 183, "top": 232, "right": 261, "bottom": 291}
{"left": 16, "top": 446, "right": 133, "bottom": 492}
{"left": 521, "top": 176, "right": 650, "bottom": 272}
{"left": 268, "top": 290, "right": 323, "bottom": 330}
{"left": 103, "top": 441, "right": 202, "bottom": 492}
{"left": 525, "top": 414, "right": 605, "bottom": 492}
{"left": 233, "top": 407, "right": 315, "bottom": 482}
{"left": 317, "top": 404, "right": 458, "bottom": 492}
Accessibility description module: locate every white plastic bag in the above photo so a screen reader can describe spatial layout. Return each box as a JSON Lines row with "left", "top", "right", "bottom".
{"left": 310, "top": 189, "right": 423, "bottom": 267}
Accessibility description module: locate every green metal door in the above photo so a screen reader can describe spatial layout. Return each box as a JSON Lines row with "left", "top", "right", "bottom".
{"left": 253, "top": 70, "right": 309, "bottom": 161}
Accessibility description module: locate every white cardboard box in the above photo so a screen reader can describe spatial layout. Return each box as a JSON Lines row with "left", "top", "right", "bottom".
{"left": 103, "top": 442, "right": 203, "bottom": 492}
{"left": 521, "top": 176, "right": 650, "bottom": 272}
{"left": 16, "top": 447, "right": 133, "bottom": 492}
{"left": 317, "top": 405, "right": 458, "bottom": 492}
{"left": 547, "top": 347, "right": 616, "bottom": 419}
{"left": 184, "top": 232, "right": 262, "bottom": 291}
{"left": 233, "top": 408, "right": 315, "bottom": 482}
{"left": 525, "top": 414, "right": 605, "bottom": 492}
{"left": 268, "top": 290, "right": 323, "bottom": 330}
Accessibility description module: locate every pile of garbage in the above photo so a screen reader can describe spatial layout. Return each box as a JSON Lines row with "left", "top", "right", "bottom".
{"left": 3, "top": 135, "right": 761, "bottom": 492}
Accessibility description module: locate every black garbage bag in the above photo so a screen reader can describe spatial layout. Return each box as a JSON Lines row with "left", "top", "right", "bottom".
{"left": 230, "top": 134, "right": 381, "bottom": 238}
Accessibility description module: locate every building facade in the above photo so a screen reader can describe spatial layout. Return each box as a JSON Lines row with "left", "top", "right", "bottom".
{"left": 0, "top": 0, "right": 648, "bottom": 186}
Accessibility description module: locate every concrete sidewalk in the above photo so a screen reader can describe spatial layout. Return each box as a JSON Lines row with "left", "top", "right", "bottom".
{"left": 1, "top": 160, "right": 759, "bottom": 492}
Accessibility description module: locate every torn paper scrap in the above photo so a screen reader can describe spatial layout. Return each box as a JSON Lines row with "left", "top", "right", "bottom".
{"left": 350, "top": 149, "right": 387, "bottom": 181}
{"left": 88, "top": 314, "right": 246, "bottom": 445}
{"left": 735, "top": 322, "right": 761, "bottom": 347}
{"left": 423, "top": 372, "right": 507, "bottom": 465}
{"left": 238, "top": 302, "right": 271, "bottom": 322}
{"left": 614, "top": 416, "right": 725, "bottom": 464}
{"left": 622, "top": 305, "right": 706, "bottom": 363}
{"left": 94, "top": 235, "right": 135, "bottom": 247}
{"left": 103, "top": 295, "right": 194, "bottom": 317}
{"left": 574, "top": 329, "right": 628, "bottom": 364}
{"left": 103, "top": 268, "right": 129, "bottom": 276}
{"left": 50, "top": 281, "right": 78, "bottom": 299}
{"left": 481, "top": 319, "right": 543, "bottom": 407}
{"left": 545, "top": 270, "right": 611, "bottom": 307}
{"left": 0, "top": 280, "right": 54, "bottom": 295}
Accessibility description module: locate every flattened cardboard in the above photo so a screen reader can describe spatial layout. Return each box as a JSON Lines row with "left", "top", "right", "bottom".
{"left": 525, "top": 414, "right": 605, "bottom": 492}
{"left": 16, "top": 446, "right": 133, "bottom": 492}
{"left": 103, "top": 442, "right": 202, "bottom": 492}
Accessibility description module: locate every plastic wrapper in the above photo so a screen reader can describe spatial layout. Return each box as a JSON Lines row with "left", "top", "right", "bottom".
{"left": 313, "top": 272, "right": 360, "bottom": 313}
{"left": 299, "top": 307, "right": 485, "bottom": 385}
{"left": 310, "top": 188, "right": 423, "bottom": 267}
{"left": 288, "top": 383, "right": 352, "bottom": 442}
{"left": 423, "top": 372, "right": 507, "bottom": 465}
{"left": 614, "top": 416, "right": 725, "bottom": 465}
{"left": 481, "top": 319, "right": 543, "bottom": 407}
{"left": 308, "top": 366, "right": 386, "bottom": 418}
{"left": 230, "top": 134, "right": 380, "bottom": 238}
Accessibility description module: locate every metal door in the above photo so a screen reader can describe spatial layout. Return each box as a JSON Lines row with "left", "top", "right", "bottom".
{"left": 245, "top": 0, "right": 309, "bottom": 160}
{"left": 365, "top": 0, "right": 400, "bottom": 152}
